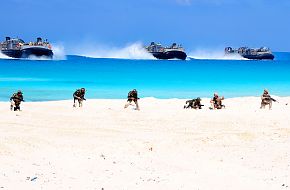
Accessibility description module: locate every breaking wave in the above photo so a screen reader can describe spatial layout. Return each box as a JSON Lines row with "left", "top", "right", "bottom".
{"left": 76, "top": 42, "right": 154, "bottom": 59}
{"left": 188, "top": 49, "right": 246, "bottom": 60}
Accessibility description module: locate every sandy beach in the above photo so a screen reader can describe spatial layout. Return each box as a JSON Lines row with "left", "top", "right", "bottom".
{"left": 0, "top": 97, "right": 289, "bottom": 190}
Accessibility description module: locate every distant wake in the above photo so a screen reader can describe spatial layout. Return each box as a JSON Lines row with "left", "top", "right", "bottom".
{"left": 75, "top": 42, "right": 154, "bottom": 59}
{"left": 188, "top": 49, "right": 246, "bottom": 60}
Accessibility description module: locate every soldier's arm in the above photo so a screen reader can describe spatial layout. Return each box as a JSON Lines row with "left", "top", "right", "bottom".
{"left": 73, "top": 91, "right": 80, "bottom": 99}
{"left": 10, "top": 94, "right": 16, "bottom": 101}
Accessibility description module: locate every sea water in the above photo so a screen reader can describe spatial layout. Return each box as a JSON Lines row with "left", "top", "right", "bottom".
{"left": 0, "top": 52, "right": 290, "bottom": 101}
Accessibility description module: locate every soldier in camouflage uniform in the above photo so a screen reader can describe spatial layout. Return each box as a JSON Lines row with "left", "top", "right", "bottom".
{"left": 73, "top": 88, "right": 86, "bottom": 107}
{"left": 210, "top": 93, "right": 225, "bottom": 109}
{"left": 260, "top": 89, "right": 276, "bottom": 109}
{"left": 184, "top": 97, "right": 204, "bottom": 109}
{"left": 124, "top": 89, "right": 140, "bottom": 110}
{"left": 10, "top": 90, "right": 24, "bottom": 111}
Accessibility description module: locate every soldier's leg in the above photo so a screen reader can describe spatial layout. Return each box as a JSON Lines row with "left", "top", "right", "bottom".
{"left": 269, "top": 101, "right": 272, "bottom": 110}
{"left": 124, "top": 99, "right": 132, "bottom": 108}
{"left": 184, "top": 102, "right": 191, "bottom": 109}
{"left": 10, "top": 100, "right": 15, "bottom": 111}
{"left": 189, "top": 103, "right": 194, "bottom": 109}
{"left": 197, "top": 103, "right": 202, "bottom": 109}
{"left": 78, "top": 99, "right": 83, "bottom": 107}
{"left": 260, "top": 101, "right": 266, "bottom": 109}
{"left": 14, "top": 102, "right": 20, "bottom": 111}
{"left": 73, "top": 98, "right": 77, "bottom": 107}
{"left": 134, "top": 100, "right": 140, "bottom": 110}
{"left": 184, "top": 101, "right": 189, "bottom": 109}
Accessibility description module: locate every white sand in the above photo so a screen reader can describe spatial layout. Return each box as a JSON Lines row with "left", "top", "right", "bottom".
{"left": 0, "top": 97, "right": 289, "bottom": 190}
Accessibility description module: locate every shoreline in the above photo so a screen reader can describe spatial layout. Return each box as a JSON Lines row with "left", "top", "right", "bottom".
{"left": 0, "top": 96, "right": 289, "bottom": 107}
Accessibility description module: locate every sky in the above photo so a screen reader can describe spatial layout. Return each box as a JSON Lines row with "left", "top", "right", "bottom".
{"left": 1, "top": 0, "right": 290, "bottom": 52}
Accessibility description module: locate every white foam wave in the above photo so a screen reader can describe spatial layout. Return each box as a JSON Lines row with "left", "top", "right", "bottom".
{"left": 28, "top": 55, "right": 52, "bottom": 60}
{"left": 76, "top": 42, "right": 154, "bottom": 60}
{"left": 0, "top": 52, "right": 13, "bottom": 59}
{"left": 188, "top": 49, "right": 246, "bottom": 60}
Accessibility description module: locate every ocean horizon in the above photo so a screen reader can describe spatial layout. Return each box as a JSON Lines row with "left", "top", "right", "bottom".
{"left": 0, "top": 52, "right": 290, "bottom": 102}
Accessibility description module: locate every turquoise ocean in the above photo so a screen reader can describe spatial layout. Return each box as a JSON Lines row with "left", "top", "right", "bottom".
{"left": 0, "top": 52, "right": 290, "bottom": 101}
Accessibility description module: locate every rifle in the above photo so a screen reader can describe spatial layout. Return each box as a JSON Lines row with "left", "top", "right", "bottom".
{"left": 263, "top": 96, "right": 278, "bottom": 103}
{"left": 271, "top": 98, "right": 277, "bottom": 102}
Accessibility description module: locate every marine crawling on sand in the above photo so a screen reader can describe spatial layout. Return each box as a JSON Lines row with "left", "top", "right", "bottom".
{"left": 184, "top": 97, "right": 204, "bottom": 109}
{"left": 210, "top": 93, "right": 225, "bottom": 109}
{"left": 73, "top": 88, "right": 86, "bottom": 107}
{"left": 10, "top": 90, "right": 24, "bottom": 111}
{"left": 124, "top": 89, "right": 140, "bottom": 110}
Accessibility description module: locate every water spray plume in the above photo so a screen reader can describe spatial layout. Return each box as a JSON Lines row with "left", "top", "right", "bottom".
{"left": 76, "top": 42, "right": 154, "bottom": 60}
{"left": 0, "top": 52, "right": 12, "bottom": 59}
{"left": 51, "top": 44, "right": 66, "bottom": 60}
{"left": 188, "top": 48, "right": 246, "bottom": 60}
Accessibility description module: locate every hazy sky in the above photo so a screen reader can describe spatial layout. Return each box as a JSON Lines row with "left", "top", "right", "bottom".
{"left": 1, "top": 0, "right": 290, "bottom": 52}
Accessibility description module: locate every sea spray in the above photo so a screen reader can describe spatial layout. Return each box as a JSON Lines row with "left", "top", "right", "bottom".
{"left": 22, "top": 44, "right": 66, "bottom": 60}
{"left": 51, "top": 44, "right": 66, "bottom": 60}
{"left": 0, "top": 52, "right": 12, "bottom": 59}
{"left": 74, "top": 42, "right": 154, "bottom": 59}
{"left": 188, "top": 48, "right": 246, "bottom": 60}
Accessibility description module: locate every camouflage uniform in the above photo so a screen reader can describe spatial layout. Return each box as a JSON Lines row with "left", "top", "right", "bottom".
{"left": 211, "top": 93, "right": 225, "bottom": 109}
{"left": 260, "top": 90, "right": 274, "bottom": 109}
{"left": 184, "top": 98, "right": 203, "bottom": 109}
{"left": 73, "top": 88, "right": 86, "bottom": 107}
{"left": 124, "top": 89, "right": 140, "bottom": 110}
{"left": 10, "top": 91, "right": 24, "bottom": 111}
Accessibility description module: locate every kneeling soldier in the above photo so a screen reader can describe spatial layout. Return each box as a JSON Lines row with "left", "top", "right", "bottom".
{"left": 210, "top": 93, "right": 225, "bottom": 109}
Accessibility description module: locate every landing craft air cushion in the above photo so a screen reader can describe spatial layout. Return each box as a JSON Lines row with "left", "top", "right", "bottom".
{"left": 225, "top": 47, "right": 274, "bottom": 60}
{"left": 146, "top": 42, "right": 187, "bottom": 60}
{"left": 0, "top": 37, "right": 53, "bottom": 59}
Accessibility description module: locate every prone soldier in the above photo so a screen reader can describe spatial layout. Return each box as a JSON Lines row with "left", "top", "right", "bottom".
{"left": 184, "top": 97, "right": 204, "bottom": 109}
